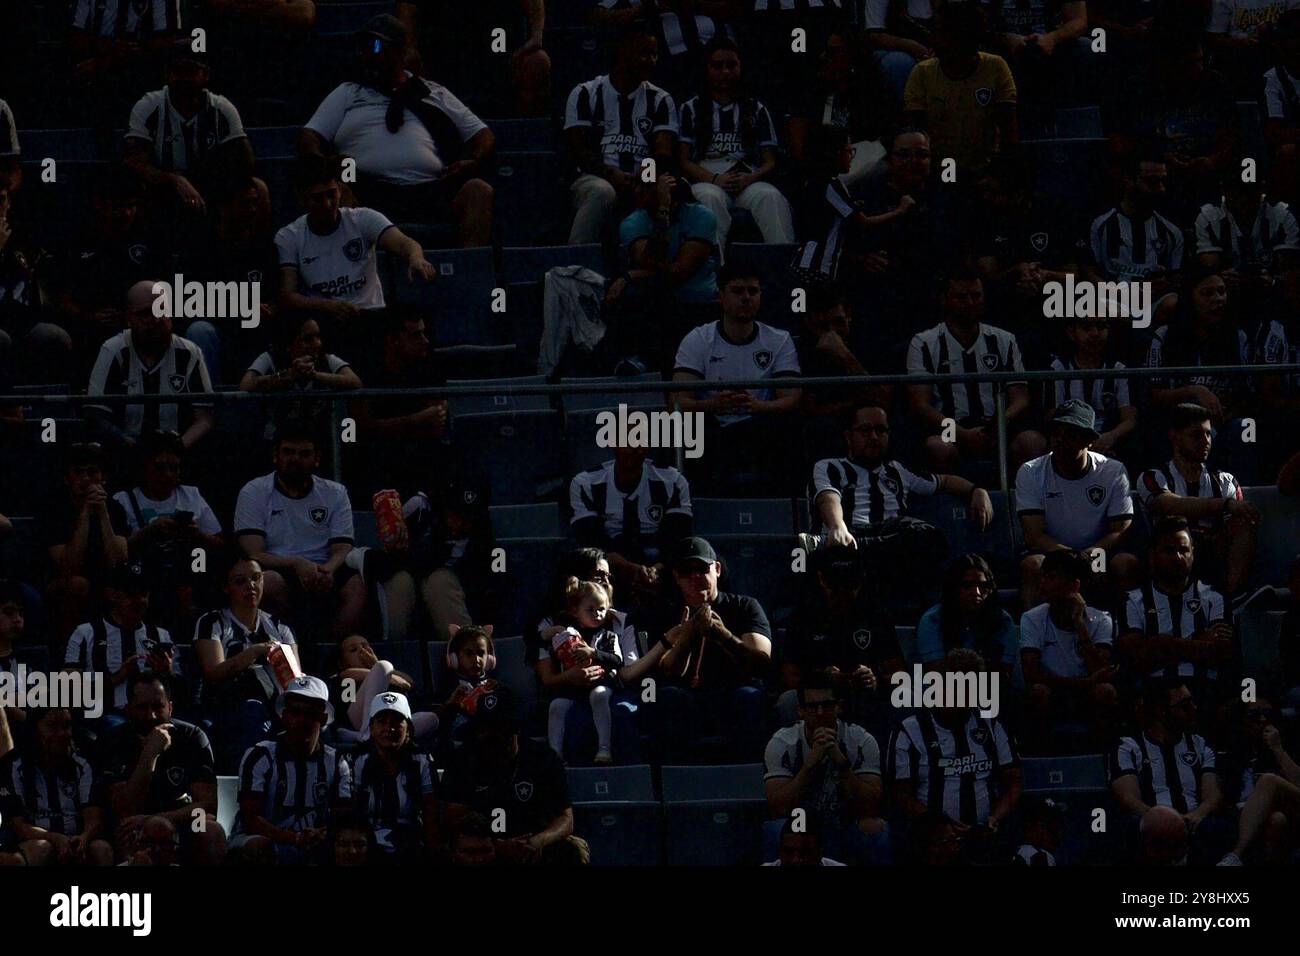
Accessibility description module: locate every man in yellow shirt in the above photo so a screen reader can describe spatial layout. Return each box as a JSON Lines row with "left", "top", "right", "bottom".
{"left": 902, "top": 4, "right": 1019, "bottom": 176}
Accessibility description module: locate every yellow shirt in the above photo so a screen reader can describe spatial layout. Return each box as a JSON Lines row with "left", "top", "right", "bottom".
{"left": 903, "top": 52, "right": 1017, "bottom": 173}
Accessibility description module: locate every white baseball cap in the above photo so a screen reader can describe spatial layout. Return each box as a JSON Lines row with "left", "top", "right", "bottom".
{"left": 367, "top": 691, "right": 413, "bottom": 725}
{"left": 276, "top": 675, "right": 335, "bottom": 727}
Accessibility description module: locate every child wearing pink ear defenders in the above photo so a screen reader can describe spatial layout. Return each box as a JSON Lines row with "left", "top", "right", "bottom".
{"left": 436, "top": 624, "right": 499, "bottom": 747}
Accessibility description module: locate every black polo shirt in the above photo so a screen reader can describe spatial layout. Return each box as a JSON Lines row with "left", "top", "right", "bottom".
{"left": 100, "top": 718, "right": 216, "bottom": 813}
{"left": 640, "top": 590, "right": 771, "bottom": 690}
{"left": 784, "top": 594, "right": 901, "bottom": 675}
{"left": 439, "top": 736, "right": 570, "bottom": 837}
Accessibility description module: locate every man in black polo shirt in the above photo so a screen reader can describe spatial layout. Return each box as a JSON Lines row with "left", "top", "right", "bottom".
{"left": 647, "top": 536, "right": 772, "bottom": 761}
{"left": 439, "top": 687, "right": 587, "bottom": 865}
{"left": 779, "top": 546, "right": 903, "bottom": 734}
{"left": 101, "top": 670, "right": 225, "bottom": 865}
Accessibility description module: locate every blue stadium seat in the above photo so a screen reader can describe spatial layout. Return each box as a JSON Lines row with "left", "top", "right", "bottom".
{"left": 246, "top": 126, "right": 298, "bottom": 159}
{"left": 494, "top": 151, "right": 565, "bottom": 245}
{"left": 498, "top": 538, "right": 569, "bottom": 632}
{"left": 1243, "top": 486, "right": 1300, "bottom": 587}
{"left": 453, "top": 409, "right": 564, "bottom": 503}
{"left": 499, "top": 244, "right": 605, "bottom": 285}
{"left": 562, "top": 405, "right": 675, "bottom": 475}
{"left": 217, "top": 775, "right": 238, "bottom": 836}
{"left": 490, "top": 502, "right": 564, "bottom": 538}
{"left": 728, "top": 243, "right": 798, "bottom": 280}
{"left": 1237, "top": 608, "right": 1285, "bottom": 690}
{"left": 259, "top": 156, "right": 299, "bottom": 228}
{"left": 1021, "top": 138, "right": 1109, "bottom": 222}
{"left": 313, "top": 1, "right": 392, "bottom": 35}
{"left": 391, "top": 246, "right": 502, "bottom": 347}
{"left": 1021, "top": 754, "right": 1107, "bottom": 792}
{"left": 568, "top": 764, "right": 663, "bottom": 865}
{"left": 661, "top": 764, "right": 767, "bottom": 865}
{"left": 558, "top": 374, "right": 666, "bottom": 413}
{"left": 906, "top": 490, "right": 1017, "bottom": 578}
{"left": 487, "top": 635, "right": 537, "bottom": 711}
{"left": 492, "top": 118, "right": 556, "bottom": 152}
{"left": 8, "top": 383, "right": 74, "bottom": 419}
{"left": 708, "top": 535, "right": 799, "bottom": 613}
{"left": 17, "top": 128, "right": 97, "bottom": 160}
{"left": 1051, "top": 106, "right": 1103, "bottom": 139}
{"left": 548, "top": 29, "right": 607, "bottom": 112}
{"left": 446, "top": 375, "right": 550, "bottom": 415}
{"left": 692, "top": 498, "right": 794, "bottom": 536}
{"left": 792, "top": 498, "right": 810, "bottom": 533}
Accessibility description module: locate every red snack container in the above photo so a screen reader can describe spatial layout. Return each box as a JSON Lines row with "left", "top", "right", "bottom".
{"left": 462, "top": 679, "right": 500, "bottom": 715}
{"left": 372, "top": 489, "right": 409, "bottom": 550}
{"left": 267, "top": 642, "right": 303, "bottom": 692}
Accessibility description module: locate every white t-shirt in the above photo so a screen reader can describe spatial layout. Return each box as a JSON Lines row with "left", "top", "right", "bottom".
{"left": 274, "top": 207, "right": 394, "bottom": 310}
{"left": 1014, "top": 452, "right": 1133, "bottom": 550}
{"left": 764, "top": 720, "right": 881, "bottom": 780}
{"left": 113, "top": 485, "right": 222, "bottom": 536}
{"left": 1207, "top": 0, "right": 1299, "bottom": 36}
{"left": 1264, "top": 65, "right": 1300, "bottom": 121}
{"left": 1019, "top": 602, "right": 1114, "bottom": 679}
{"left": 234, "top": 472, "right": 354, "bottom": 564}
{"left": 305, "top": 79, "right": 487, "bottom": 185}
{"left": 247, "top": 351, "right": 350, "bottom": 382}
{"left": 673, "top": 319, "right": 800, "bottom": 425}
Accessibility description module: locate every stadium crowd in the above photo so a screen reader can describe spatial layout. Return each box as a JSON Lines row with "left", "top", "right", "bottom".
{"left": 2, "top": 0, "right": 1300, "bottom": 868}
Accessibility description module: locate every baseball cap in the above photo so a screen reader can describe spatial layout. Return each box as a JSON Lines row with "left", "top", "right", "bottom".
{"left": 469, "top": 685, "right": 521, "bottom": 734}
{"left": 672, "top": 536, "right": 718, "bottom": 570}
{"left": 106, "top": 561, "right": 151, "bottom": 593}
{"left": 277, "top": 675, "right": 335, "bottom": 727}
{"left": 1049, "top": 399, "right": 1100, "bottom": 439}
{"left": 357, "top": 13, "right": 409, "bottom": 44}
{"left": 366, "top": 690, "right": 413, "bottom": 725}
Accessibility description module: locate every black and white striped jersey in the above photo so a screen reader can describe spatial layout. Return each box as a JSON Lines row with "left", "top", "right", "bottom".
{"left": 792, "top": 179, "right": 858, "bottom": 282}
{"left": 1013, "top": 843, "right": 1056, "bottom": 865}
{"left": 1122, "top": 579, "right": 1228, "bottom": 680}
{"left": 71, "top": 0, "right": 180, "bottom": 38}
{"left": 1137, "top": 461, "right": 1242, "bottom": 532}
{"left": 1256, "top": 318, "right": 1300, "bottom": 393}
{"left": 906, "top": 322, "right": 1027, "bottom": 422}
{"left": 811, "top": 457, "right": 939, "bottom": 528}
{"left": 86, "top": 331, "right": 214, "bottom": 440}
{"left": 1264, "top": 63, "right": 1300, "bottom": 124}
{"left": 126, "top": 87, "right": 246, "bottom": 174}
{"left": 347, "top": 749, "right": 437, "bottom": 853}
{"left": 232, "top": 737, "right": 352, "bottom": 837}
{"left": 598, "top": 0, "right": 733, "bottom": 56}
{"left": 193, "top": 608, "right": 296, "bottom": 701}
{"left": 1088, "top": 207, "right": 1185, "bottom": 280}
{"left": 1048, "top": 357, "right": 1132, "bottom": 434}
{"left": 0, "top": 750, "right": 100, "bottom": 835}
{"left": 1145, "top": 323, "right": 1252, "bottom": 394}
{"left": 752, "top": 0, "right": 844, "bottom": 11}
{"left": 1194, "top": 196, "right": 1300, "bottom": 269}
{"left": 864, "top": 0, "right": 933, "bottom": 29}
{"left": 564, "top": 75, "right": 677, "bottom": 174}
{"left": 0, "top": 99, "right": 17, "bottom": 156}
{"left": 888, "top": 711, "right": 1019, "bottom": 826}
{"left": 1110, "top": 730, "right": 1216, "bottom": 813}
{"left": 64, "top": 617, "right": 174, "bottom": 710}
{"left": 570, "top": 460, "right": 692, "bottom": 542}
{"left": 678, "top": 96, "right": 779, "bottom": 174}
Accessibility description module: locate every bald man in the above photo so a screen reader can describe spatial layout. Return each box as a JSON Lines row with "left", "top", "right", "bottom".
{"left": 87, "top": 280, "right": 216, "bottom": 450}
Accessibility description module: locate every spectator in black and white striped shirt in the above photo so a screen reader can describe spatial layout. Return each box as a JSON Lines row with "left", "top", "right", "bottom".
{"left": 1087, "top": 153, "right": 1183, "bottom": 300}
{"left": 905, "top": 266, "right": 1045, "bottom": 473}
{"left": 676, "top": 37, "right": 793, "bottom": 250}
{"left": 1110, "top": 678, "right": 1230, "bottom": 863}
{"left": 564, "top": 23, "right": 678, "bottom": 244}
{"left": 1194, "top": 171, "right": 1300, "bottom": 275}
{"left": 1046, "top": 317, "right": 1137, "bottom": 461}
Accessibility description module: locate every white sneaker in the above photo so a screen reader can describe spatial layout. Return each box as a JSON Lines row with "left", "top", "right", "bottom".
{"left": 1217, "top": 853, "right": 1243, "bottom": 866}
{"left": 594, "top": 750, "right": 613, "bottom": 765}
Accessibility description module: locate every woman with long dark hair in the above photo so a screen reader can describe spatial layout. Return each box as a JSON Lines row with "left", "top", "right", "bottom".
{"left": 676, "top": 36, "right": 794, "bottom": 251}
{"left": 908, "top": 554, "right": 1017, "bottom": 679}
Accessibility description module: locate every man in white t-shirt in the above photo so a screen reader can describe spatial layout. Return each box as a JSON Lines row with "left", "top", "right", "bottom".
{"left": 301, "top": 15, "right": 495, "bottom": 247}
{"left": 672, "top": 260, "right": 800, "bottom": 493}
{"left": 275, "top": 153, "right": 434, "bottom": 337}
{"left": 1019, "top": 548, "right": 1118, "bottom": 748}
{"left": 1015, "top": 400, "right": 1138, "bottom": 609}
{"left": 763, "top": 678, "right": 887, "bottom": 865}
{"left": 233, "top": 424, "right": 365, "bottom": 639}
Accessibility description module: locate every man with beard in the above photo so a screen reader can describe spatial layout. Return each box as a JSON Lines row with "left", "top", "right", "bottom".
{"left": 439, "top": 686, "right": 584, "bottom": 865}
{"left": 808, "top": 403, "right": 992, "bottom": 609}
{"left": 299, "top": 15, "right": 495, "bottom": 247}
{"left": 234, "top": 424, "right": 365, "bottom": 639}
{"left": 101, "top": 670, "right": 224, "bottom": 864}
{"left": 1137, "top": 403, "right": 1260, "bottom": 598}
{"left": 229, "top": 675, "right": 352, "bottom": 864}
{"left": 86, "top": 280, "right": 216, "bottom": 452}
{"left": 1118, "top": 516, "right": 1233, "bottom": 699}
{"left": 1086, "top": 151, "right": 1184, "bottom": 301}
{"left": 763, "top": 677, "right": 888, "bottom": 865}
